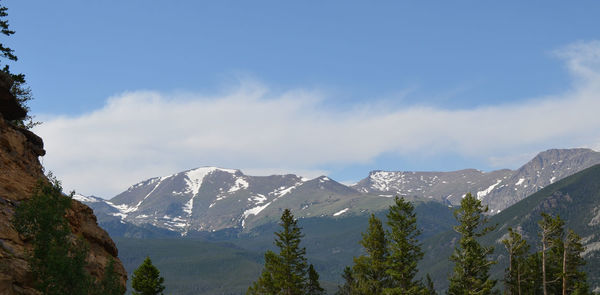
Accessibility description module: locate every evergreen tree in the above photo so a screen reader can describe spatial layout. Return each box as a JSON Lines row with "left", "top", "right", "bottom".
{"left": 248, "top": 251, "right": 281, "bottom": 294}
{"left": 96, "top": 257, "right": 125, "bottom": 295}
{"left": 538, "top": 213, "right": 564, "bottom": 295}
{"left": 12, "top": 177, "right": 91, "bottom": 295}
{"left": 424, "top": 274, "right": 437, "bottom": 295}
{"left": 336, "top": 266, "right": 355, "bottom": 295}
{"left": 306, "top": 264, "right": 325, "bottom": 295}
{"left": 384, "top": 197, "right": 425, "bottom": 295}
{"left": 502, "top": 227, "right": 529, "bottom": 295}
{"left": 131, "top": 256, "right": 166, "bottom": 295}
{"left": 562, "top": 230, "right": 590, "bottom": 295}
{"left": 275, "top": 209, "right": 309, "bottom": 294}
{"left": 447, "top": 193, "right": 496, "bottom": 295}
{"left": 0, "top": 2, "right": 17, "bottom": 63}
{"left": 0, "top": 0, "right": 36, "bottom": 128}
{"left": 352, "top": 214, "right": 389, "bottom": 294}
{"left": 248, "top": 208, "right": 310, "bottom": 295}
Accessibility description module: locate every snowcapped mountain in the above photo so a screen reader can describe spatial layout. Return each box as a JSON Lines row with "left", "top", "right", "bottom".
{"left": 79, "top": 148, "right": 600, "bottom": 236}
{"left": 352, "top": 148, "right": 600, "bottom": 213}
{"left": 84, "top": 167, "right": 391, "bottom": 235}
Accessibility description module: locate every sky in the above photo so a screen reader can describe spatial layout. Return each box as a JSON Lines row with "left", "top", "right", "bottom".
{"left": 4, "top": 1, "right": 600, "bottom": 198}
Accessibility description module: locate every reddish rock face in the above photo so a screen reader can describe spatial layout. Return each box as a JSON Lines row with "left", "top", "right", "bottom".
{"left": 0, "top": 113, "right": 127, "bottom": 294}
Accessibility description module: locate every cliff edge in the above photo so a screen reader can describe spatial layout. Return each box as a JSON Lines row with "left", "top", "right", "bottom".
{"left": 0, "top": 92, "right": 127, "bottom": 294}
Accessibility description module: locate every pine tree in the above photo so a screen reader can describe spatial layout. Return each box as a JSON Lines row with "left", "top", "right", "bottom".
{"left": 424, "top": 274, "right": 437, "bottom": 295}
{"left": 306, "top": 264, "right": 325, "bottom": 295}
{"left": 384, "top": 197, "right": 425, "bottom": 295}
{"left": 131, "top": 256, "right": 165, "bottom": 295}
{"left": 96, "top": 257, "right": 125, "bottom": 295}
{"left": 0, "top": 0, "right": 36, "bottom": 128}
{"left": 248, "top": 209, "right": 310, "bottom": 295}
{"left": 502, "top": 227, "right": 529, "bottom": 295}
{"left": 352, "top": 214, "right": 389, "bottom": 294}
{"left": 538, "top": 213, "right": 564, "bottom": 295}
{"left": 447, "top": 193, "right": 496, "bottom": 295}
{"left": 0, "top": 2, "right": 17, "bottom": 63}
{"left": 248, "top": 251, "right": 281, "bottom": 294}
{"left": 12, "top": 177, "right": 91, "bottom": 295}
{"left": 336, "top": 266, "right": 355, "bottom": 295}
{"left": 562, "top": 230, "right": 590, "bottom": 295}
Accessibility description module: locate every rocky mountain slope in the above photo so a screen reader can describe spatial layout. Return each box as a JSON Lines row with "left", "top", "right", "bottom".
{"left": 80, "top": 148, "right": 600, "bottom": 237}
{"left": 79, "top": 168, "right": 396, "bottom": 235}
{"left": 353, "top": 148, "right": 600, "bottom": 212}
{"left": 420, "top": 163, "right": 600, "bottom": 292}
{"left": 0, "top": 96, "right": 127, "bottom": 294}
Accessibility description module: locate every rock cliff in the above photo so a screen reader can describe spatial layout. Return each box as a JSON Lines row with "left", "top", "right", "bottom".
{"left": 0, "top": 96, "right": 127, "bottom": 294}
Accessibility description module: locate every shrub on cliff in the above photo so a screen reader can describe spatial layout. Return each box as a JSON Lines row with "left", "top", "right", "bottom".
{"left": 12, "top": 176, "right": 91, "bottom": 294}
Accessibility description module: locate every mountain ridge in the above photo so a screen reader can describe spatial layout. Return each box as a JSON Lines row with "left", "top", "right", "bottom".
{"left": 77, "top": 148, "right": 600, "bottom": 236}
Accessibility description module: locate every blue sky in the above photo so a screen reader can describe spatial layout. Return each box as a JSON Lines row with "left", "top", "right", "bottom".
{"left": 5, "top": 1, "right": 600, "bottom": 197}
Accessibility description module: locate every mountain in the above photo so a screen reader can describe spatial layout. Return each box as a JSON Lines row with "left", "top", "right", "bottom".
{"left": 353, "top": 148, "right": 600, "bottom": 213}
{"left": 420, "top": 163, "right": 600, "bottom": 293}
{"left": 77, "top": 148, "right": 600, "bottom": 237}
{"left": 79, "top": 168, "right": 397, "bottom": 235}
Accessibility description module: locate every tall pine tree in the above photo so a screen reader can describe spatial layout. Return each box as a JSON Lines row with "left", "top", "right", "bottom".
{"left": 248, "top": 209, "right": 312, "bottom": 295}
{"left": 447, "top": 193, "right": 496, "bottom": 295}
{"left": 352, "top": 214, "right": 389, "bottom": 294}
{"left": 502, "top": 227, "right": 529, "bottom": 295}
{"left": 0, "top": 0, "right": 36, "bottom": 128}
{"left": 306, "top": 264, "right": 325, "bottom": 295}
{"left": 538, "top": 213, "right": 564, "bottom": 295}
{"left": 336, "top": 266, "right": 355, "bottom": 295}
{"left": 384, "top": 197, "right": 425, "bottom": 295}
{"left": 562, "top": 229, "right": 590, "bottom": 294}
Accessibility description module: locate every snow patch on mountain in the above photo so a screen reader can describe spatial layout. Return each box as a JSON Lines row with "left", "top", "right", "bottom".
{"left": 270, "top": 181, "right": 305, "bottom": 199}
{"left": 242, "top": 201, "right": 272, "bottom": 228}
{"left": 249, "top": 194, "right": 267, "bottom": 205}
{"left": 515, "top": 178, "right": 525, "bottom": 186}
{"left": 379, "top": 194, "right": 394, "bottom": 198}
{"left": 73, "top": 194, "right": 100, "bottom": 203}
{"left": 184, "top": 167, "right": 218, "bottom": 196}
{"left": 476, "top": 179, "right": 502, "bottom": 200}
{"left": 183, "top": 167, "right": 235, "bottom": 215}
{"left": 228, "top": 177, "right": 249, "bottom": 193}
{"left": 369, "top": 171, "right": 404, "bottom": 191}
{"left": 333, "top": 208, "right": 349, "bottom": 216}
{"left": 108, "top": 176, "right": 167, "bottom": 220}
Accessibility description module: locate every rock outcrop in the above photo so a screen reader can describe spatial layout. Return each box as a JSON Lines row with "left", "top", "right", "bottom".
{"left": 0, "top": 97, "right": 127, "bottom": 293}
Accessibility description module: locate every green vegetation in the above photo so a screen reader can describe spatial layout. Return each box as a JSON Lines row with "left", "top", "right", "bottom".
{"left": 99, "top": 257, "right": 126, "bottom": 295}
{"left": 307, "top": 264, "right": 326, "bottom": 295}
{"left": 102, "top": 166, "right": 600, "bottom": 294}
{"left": 340, "top": 197, "right": 432, "bottom": 295}
{"left": 12, "top": 176, "right": 122, "bottom": 295}
{"left": 248, "top": 208, "right": 324, "bottom": 294}
{"left": 114, "top": 237, "right": 264, "bottom": 295}
{"left": 501, "top": 213, "right": 591, "bottom": 295}
{"left": 447, "top": 193, "right": 497, "bottom": 295}
{"left": 0, "top": 0, "right": 37, "bottom": 128}
{"left": 131, "top": 257, "right": 165, "bottom": 295}
{"left": 13, "top": 177, "right": 91, "bottom": 295}
{"left": 350, "top": 214, "right": 389, "bottom": 294}
{"left": 385, "top": 197, "right": 426, "bottom": 294}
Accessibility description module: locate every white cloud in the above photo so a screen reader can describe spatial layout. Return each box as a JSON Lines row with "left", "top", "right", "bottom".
{"left": 34, "top": 41, "right": 600, "bottom": 198}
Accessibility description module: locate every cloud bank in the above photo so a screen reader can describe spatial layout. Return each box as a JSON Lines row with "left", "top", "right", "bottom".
{"left": 34, "top": 41, "right": 600, "bottom": 198}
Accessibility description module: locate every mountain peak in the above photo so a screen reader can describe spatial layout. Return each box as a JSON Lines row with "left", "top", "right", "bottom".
{"left": 534, "top": 148, "right": 598, "bottom": 160}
